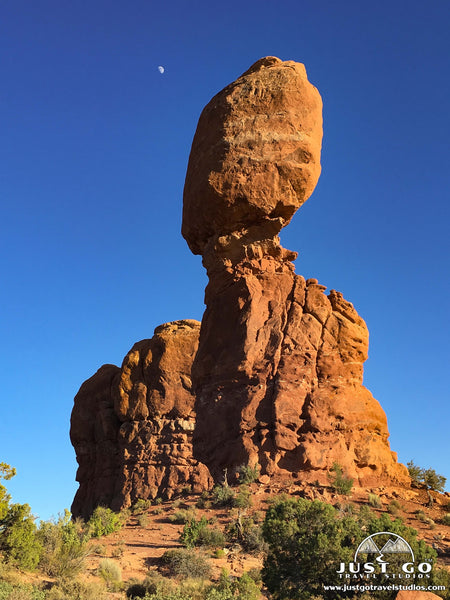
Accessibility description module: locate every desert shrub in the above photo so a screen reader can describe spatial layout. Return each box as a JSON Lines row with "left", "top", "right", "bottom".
{"left": 153, "top": 506, "right": 164, "bottom": 515}
{"left": 262, "top": 498, "right": 358, "bottom": 599}
{"left": 160, "top": 548, "right": 211, "bottom": 579}
{"left": 245, "top": 568, "right": 262, "bottom": 584}
{"left": 415, "top": 514, "right": 435, "bottom": 528}
{"left": 232, "top": 486, "right": 252, "bottom": 509}
{"left": 211, "top": 484, "right": 235, "bottom": 508}
{"left": 407, "top": 460, "right": 423, "bottom": 484}
{"left": 169, "top": 509, "right": 197, "bottom": 524}
{"left": 138, "top": 513, "right": 149, "bottom": 528}
{"left": 196, "top": 526, "right": 225, "bottom": 548}
{"left": 431, "top": 567, "right": 450, "bottom": 600}
{"left": 357, "top": 504, "right": 375, "bottom": 524}
{"left": 196, "top": 492, "right": 212, "bottom": 509}
{"left": 422, "top": 468, "right": 446, "bottom": 492}
{"left": 46, "top": 579, "right": 108, "bottom": 600}
{"left": 262, "top": 497, "right": 437, "bottom": 600}
{"left": 126, "top": 573, "right": 177, "bottom": 598}
{"left": 180, "top": 516, "right": 224, "bottom": 548}
{"left": 180, "top": 516, "right": 208, "bottom": 548}
{"left": 155, "top": 497, "right": 163, "bottom": 505}
{"left": 37, "top": 509, "right": 89, "bottom": 577}
{"left": 132, "top": 498, "right": 152, "bottom": 514}
{"left": 327, "top": 462, "right": 353, "bottom": 496}
{"left": 335, "top": 502, "right": 355, "bottom": 516}
{"left": 441, "top": 513, "right": 450, "bottom": 525}
{"left": 387, "top": 501, "right": 400, "bottom": 516}
{"left": 0, "top": 503, "right": 42, "bottom": 571}
{"left": 226, "top": 515, "right": 266, "bottom": 554}
{"left": 87, "top": 506, "right": 122, "bottom": 538}
{"left": 98, "top": 558, "right": 122, "bottom": 589}
{"left": 213, "top": 549, "right": 226, "bottom": 558}
{"left": 0, "top": 466, "right": 42, "bottom": 570}
{"left": 91, "top": 542, "right": 107, "bottom": 554}
{"left": 407, "top": 461, "right": 447, "bottom": 492}
{"left": 237, "top": 464, "right": 260, "bottom": 485}
{"left": 111, "top": 541, "right": 125, "bottom": 557}
{"left": 0, "top": 582, "right": 45, "bottom": 600}
{"left": 204, "top": 570, "right": 261, "bottom": 600}
{"left": 368, "top": 493, "right": 382, "bottom": 508}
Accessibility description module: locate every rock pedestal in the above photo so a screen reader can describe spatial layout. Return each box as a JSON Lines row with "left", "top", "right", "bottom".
{"left": 70, "top": 57, "right": 409, "bottom": 518}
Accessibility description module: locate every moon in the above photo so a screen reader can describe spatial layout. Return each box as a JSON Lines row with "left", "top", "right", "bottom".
{"left": 158, "top": 66, "right": 165, "bottom": 74}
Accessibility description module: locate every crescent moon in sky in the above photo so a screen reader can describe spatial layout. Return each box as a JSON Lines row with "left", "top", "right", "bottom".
{"left": 158, "top": 66, "right": 165, "bottom": 74}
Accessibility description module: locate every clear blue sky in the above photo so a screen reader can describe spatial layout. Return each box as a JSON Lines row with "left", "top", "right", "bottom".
{"left": 1, "top": 0, "right": 448, "bottom": 520}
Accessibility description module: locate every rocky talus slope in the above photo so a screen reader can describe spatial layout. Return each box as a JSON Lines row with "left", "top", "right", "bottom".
{"left": 71, "top": 57, "right": 409, "bottom": 519}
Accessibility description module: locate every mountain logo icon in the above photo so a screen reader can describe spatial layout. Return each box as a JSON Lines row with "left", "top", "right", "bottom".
{"left": 354, "top": 532, "right": 414, "bottom": 563}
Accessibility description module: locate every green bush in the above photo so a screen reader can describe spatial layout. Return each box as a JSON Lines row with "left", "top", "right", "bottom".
{"left": 368, "top": 493, "right": 382, "bottom": 508}
{"left": 226, "top": 515, "right": 266, "bottom": 554}
{"left": 262, "top": 497, "right": 438, "bottom": 600}
{"left": 204, "top": 570, "right": 261, "bottom": 600}
{"left": 407, "top": 461, "right": 447, "bottom": 492}
{"left": 327, "top": 462, "right": 353, "bottom": 496}
{"left": 45, "top": 579, "right": 109, "bottom": 600}
{"left": 0, "top": 581, "right": 45, "bottom": 600}
{"left": 195, "top": 492, "right": 211, "bottom": 509}
{"left": 180, "top": 516, "right": 208, "bottom": 548}
{"left": 87, "top": 506, "right": 122, "bottom": 538}
{"left": 126, "top": 573, "right": 177, "bottom": 598}
{"left": 441, "top": 513, "right": 450, "bottom": 525}
{"left": 196, "top": 526, "right": 225, "bottom": 548}
{"left": 232, "top": 486, "right": 252, "bottom": 509}
{"left": 0, "top": 503, "right": 42, "bottom": 571}
{"left": 237, "top": 464, "right": 260, "bottom": 485}
{"left": 160, "top": 548, "right": 211, "bottom": 579}
{"left": 180, "top": 516, "right": 224, "bottom": 548}
{"left": 422, "top": 468, "right": 446, "bottom": 492}
{"left": 37, "top": 509, "right": 89, "bottom": 577}
{"left": 98, "top": 558, "right": 122, "bottom": 589}
{"left": 211, "top": 484, "right": 235, "bottom": 508}
{"left": 0, "top": 464, "right": 42, "bottom": 570}
{"left": 169, "top": 509, "right": 197, "bottom": 524}
{"left": 138, "top": 513, "right": 149, "bottom": 528}
{"left": 132, "top": 498, "right": 152, "bottom": 514}
{"left": 387, "top": 501, "right": 400, "bottom": 516}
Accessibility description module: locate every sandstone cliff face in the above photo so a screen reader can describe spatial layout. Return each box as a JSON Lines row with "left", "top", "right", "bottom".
{"left": 71, "top": 320, "right": 212, "bottom": 519}
{"left": 71, "top": 57, "right": 409, "bottom": 518}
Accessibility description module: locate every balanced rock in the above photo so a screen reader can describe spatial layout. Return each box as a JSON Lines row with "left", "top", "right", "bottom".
{"left": 71, "top": 57, "right": 410, "bottom": 518}
{"left": 182, "top": 56, "right": 323, "bottom": 255}
{"left": 184, "top": 57, "right": 409, "bottom": 487}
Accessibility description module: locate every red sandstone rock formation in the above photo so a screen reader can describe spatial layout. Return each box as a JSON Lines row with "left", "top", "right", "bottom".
{"left": 396, "top": 592, "right": 443, "bottom": 600}
{"left": 71, "top": 56, "right": 409, "bottom": 518}
{"left": 183, "top": 57, "right": 409, "bottom": 487}
{"left": 71, "top": 320, "right": 212, "bottom": 519}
